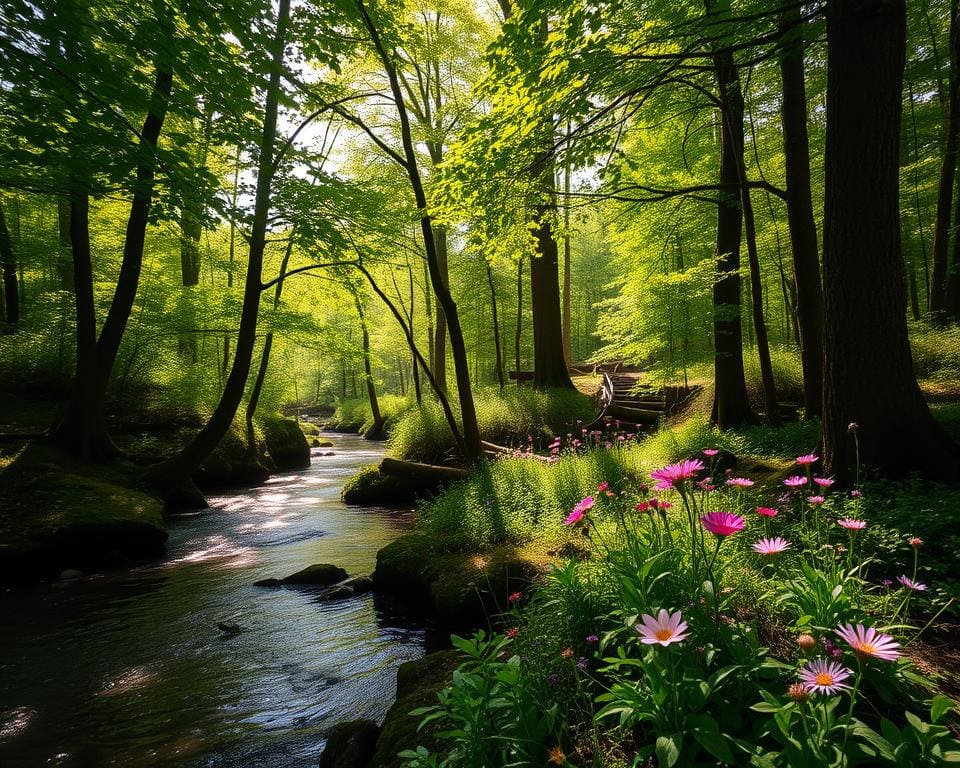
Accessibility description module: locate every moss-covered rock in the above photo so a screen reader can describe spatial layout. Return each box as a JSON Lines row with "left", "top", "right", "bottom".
{"left": 280, "top": 563, "right": 348, "bottom": 586}
{"left": 342, "top": 465, "right": 420, "bottom": 507}
{"left": 374, "top": 534, "right": 542, "bottom": 630}
{"left": 300, "top": 421, "right": 322, "bottom": 437}
{"left": 194, "top": 424, "right": 270, "bottom": 489}
{"left": 369, "top": 650, "right": 462, "bottom": 768}
{"left": 0, "top": 443, "right": 167, "bottom": 580}
{"left": 262, "top": 415, "right": 310, "bottom": 471}
{"left": 312, "top": 437, "right": 334, "bottom": 448}
{"left": 319, "top": 719, "right": 380, "bottom": 768}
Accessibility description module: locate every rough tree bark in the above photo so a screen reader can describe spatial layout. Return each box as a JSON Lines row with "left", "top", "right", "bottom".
{"left": 707, "top": 0, "right": 754, "bottom": 429}
{"left": 822, "top": 0, "right": 959, "bottom": 481}
{"left": 56, "top": 197, "right": 75, "bottom": 291}
{"left": 779, "top": 5, "right": 825, "bottom": 419}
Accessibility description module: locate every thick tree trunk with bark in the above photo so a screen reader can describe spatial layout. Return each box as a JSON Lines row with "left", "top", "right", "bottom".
{"left": 530, "top": 209, "right": 574, "bottom": 390}
{"left": 780, "top": 6, "right": 825, "bottom": 419}
{"left": 146, "top": 0, "right": 290, "bottom": 488}
{"left": 707, "top": 10, "right": 753, "bottom": 429}
{"left": 0, "top": 201, "right": 18, "bottom": 332}
{"left": 822, "top": 0, "right": 959, "bottom": 481}
{"left": 931, "top": 0, "right": 960, "bottom": 317}
{"left": 51, "top": 34, "right": 173, "bottom": 459}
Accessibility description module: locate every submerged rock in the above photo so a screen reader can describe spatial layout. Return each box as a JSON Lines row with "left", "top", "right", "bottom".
{"left": 319, "top": 719, "right": 380, "bottom": 768}
{"left": 254, "top": 563, "right": 349, "bottom": 588}
{"left": 217, "top": 621, "right": 243, "bottom": 636}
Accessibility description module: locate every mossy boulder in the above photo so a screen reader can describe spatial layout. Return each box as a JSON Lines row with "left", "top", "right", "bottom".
{"left": 280, "top": 563, "right": 348, "bottom": 586}
{"left": 262, "top": 415, "right": 310, "bottom": 472}
{"left": 194, "top": 425, "right": 270, "bottom": 489}
{"left": 319, "top": 719, "right": 380, "bottom": 768}
{"left": 342, "top": 465, "right": 419, "bottom": 507}
{"left": 300, "top": 421, "right": 322, "bottom": 437}
{"left": 312, "top": 437, "right": 334, "bottom": 448}
{"left": 0, "top": 444, "right": 167, "bottom": 580}
{"left": 374, "top": 534, "right": 542, "bottom": 629}
{"left": 369, "top": 650, "right": 462, "bottom": 768}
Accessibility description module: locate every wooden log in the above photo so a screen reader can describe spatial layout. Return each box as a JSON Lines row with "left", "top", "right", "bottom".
{"left": 379, "top": 457, "right": 469, "bottom": 482}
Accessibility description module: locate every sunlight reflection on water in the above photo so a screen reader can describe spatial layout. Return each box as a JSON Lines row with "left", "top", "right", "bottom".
{"left": 0, "top": 433, "right": 425, "bottom": 768}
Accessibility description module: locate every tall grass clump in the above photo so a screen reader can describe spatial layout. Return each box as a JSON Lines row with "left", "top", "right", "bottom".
{"left": 388, "top": 386, "right": 595, "bottom": 463}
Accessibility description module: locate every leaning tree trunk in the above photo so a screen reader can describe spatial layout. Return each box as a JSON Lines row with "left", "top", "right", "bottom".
{"left": 707, "top": 5, "right": 754, "bottom": 429}
{"left": 930, "top": 0, "right": 960, "bottom": 318}
{"left": 780, "top": 5, "right": 825, "bottom": 419}
{"left": 146, "top": 0, "right": 291, "bottom": 490}
{"left": 822, "top": 0, "right": 959, "bottom": 481}
{"left": 51, "top": 23, "right": 173, "bottom": 460}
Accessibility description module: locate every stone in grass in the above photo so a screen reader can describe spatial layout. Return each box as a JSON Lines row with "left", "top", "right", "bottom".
{"left": 319, "top": 719, "right": 380, "bottom": 768}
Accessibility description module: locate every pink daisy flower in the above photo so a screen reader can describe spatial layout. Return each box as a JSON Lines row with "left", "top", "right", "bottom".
{"left": 807, "top": 495, "right": 826, "bottom": 506}
{"left": 597, "top": 481, "right": 609, "bottom": 492}
{"left": 564, "top": 496, "right": 594, "bottom": 526}
{"left": 703, "top": 448, "right": 719, "bottom": 457}
{"left": 650, "top": 459, "right": 704, "bottom": 490}
{"left": 800, "top": 659, "right": 853, "bottom": 695}
{"left": 897, "top": 576, "right": 927, "bottom": 592}
{"left": 700, "top": 511, "right": 745, "bottom": 537}
{"left": 635, "top": 609, "right": 689, "bottom": 646}
{"left": 752, "top": 537, "right": 791, "bottom": 555}
{"left": 784, "top": 475, "right": 808, "bottom": 488}
{"left": 834, "top": 623, "right": 901, "bottom": 661}
{"left": 726, "top": 477, "right": 754, "bottom": 488}
{"left": 837, "top": 518, "right": 866, "bottom": 531}
{"left": 814, "top": 477, "right": 834, "bottom": 488}
{"left": 756, "top": 506, "right": 779, "bottom": 518}
{"left": 796, "top": 453, "right": 819, "bottom": 466}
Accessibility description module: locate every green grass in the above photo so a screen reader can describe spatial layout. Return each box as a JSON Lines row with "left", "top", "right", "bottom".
{"left": 387, "top": 386, "right": 596, "bottom": 463}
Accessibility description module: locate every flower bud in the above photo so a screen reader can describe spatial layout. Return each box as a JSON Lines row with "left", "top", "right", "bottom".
{"left": 797, "top": 634, "right": 816, "bottom": 652}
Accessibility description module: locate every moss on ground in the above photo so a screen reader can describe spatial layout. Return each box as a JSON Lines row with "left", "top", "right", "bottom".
{"left": 0, "top": 442, "right": 167, "bottom": 578}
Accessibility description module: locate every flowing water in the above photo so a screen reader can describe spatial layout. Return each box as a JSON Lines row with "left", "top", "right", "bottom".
{"left": 0, "top": 434, "right": 428, "bottom": 767}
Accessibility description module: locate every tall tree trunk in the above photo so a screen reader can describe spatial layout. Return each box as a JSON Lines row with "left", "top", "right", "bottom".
{"left": 422, "top": 255, "right": 434, "bottom": 378}
{"left": 356, "top": 0, "right": 481, "bottom": 461}
{"left": 407, "top": 262, "right": 422, "bottom": 403}
{"left": 562, "top": 123, "right": 573, "bottom": 365}
{"left": 707, "top": 1, "right": 753, "bottom": 429}
{"left": 354, "top": 293, "right": 385, "bottom": 439}
{"left": 514, "top": 254, "right": 523, "bottom": 383}
{"left": 147, "top": 0, "right": 290, "bottom": 489}
{"left": 245, "top": 236, "right": 294, "bottom": 452}
{"left": 931, "top": 0, "right": 960, "bottom": 318}
{"left": 530, "top": 210, "right": 574, "bottom": 389}
{"left": 822, "top": 0, "right": 959, "bottom": 481}
{"left": 56, "top": 197, "right": 74, "bottom": 291}
{"left": 487, "top": 263, "right": 505, "bottom": 390}
{"left": 52, "top": 21, "right": 173, "bottom": 460}
{"left": 432, "top": 226, "right": 448, "bottom": 394}
{"left": 780, "top": 5, "right": 825, "bottom": 419}
{"left": 0, "top": 201, "right": 18, "bottom": 332}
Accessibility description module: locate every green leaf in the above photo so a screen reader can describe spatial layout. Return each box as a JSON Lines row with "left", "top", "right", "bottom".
{"left": 932, "top": 694, "right": 956, "bottom": 724}
{"left": 656, "top": 735, "right": 680, "bottom": 767}
{"left": 687, "top": 713, "right": 735, "bottom": 763}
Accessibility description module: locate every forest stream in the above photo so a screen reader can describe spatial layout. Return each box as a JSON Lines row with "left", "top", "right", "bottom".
{"left": 0, "top": 434, "right": 428, "bottom": 768}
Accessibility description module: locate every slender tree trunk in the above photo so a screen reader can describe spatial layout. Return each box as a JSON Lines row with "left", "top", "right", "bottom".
{"left": 354, "top": 293, "right": 385, "bottom": 439}
{"left": 56, "top": 197, "right": 74, "bottom": 292}
{"left": 0, "top": 201, "right": 18, "bottom": 332}
{"left": 422, "top": 255, "right": 434, "bottom": 378}
{"left": 147, "top": 0, "right": 290, "bottom": 489}
{"left": 822, "top": 0, "right": 959, "bottom": 481}
{"left": 52, "top": 21, "right": 173, "bottom": 459}
{"left": 515, "top": 254, "right": 523, "bottom": 383}
{"left": 562, "top": 123, "right": 573, "bottom": 365}
{"left": 409, "top": 263, "right": 422, "bottom": 404}
{"left": 432, "top": 226, "right": 448, "bottom": 394}
{"left": 931, "top": 0, "right": 960, "bottom": 317}
{"left": 487, "top": 264, "right": 505, "bottom": 390}
{"left": 780, "top": 5, "right": 825, "bottom": 419}
{"left": 356, "top": 0, "right": 481, "bottom": 460}
{"left": 707, "top": 1, "right": 753, "bottom": 429}
{"left": 245, "top": 236, "right": 294, "bottom": 451}
{"left": 223, "top": 146, "right": 241, "bottom": 377}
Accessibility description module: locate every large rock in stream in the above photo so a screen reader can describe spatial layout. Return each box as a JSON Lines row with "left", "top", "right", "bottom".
{"left": 319, "top": 719, "right": 381, "bottom": 768}
{"left": 254, "top": 563, "right": 348, "bottom": 588}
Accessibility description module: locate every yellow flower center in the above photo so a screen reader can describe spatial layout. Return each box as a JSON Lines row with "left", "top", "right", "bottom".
{"left": 815, "top": 672, "right": 834, "bottom": 686}
{"left": 655, "top": 628, "right": 673, "bottom": 641}
{"left": 857, "top": 642, "right": 876, "bottom": 655}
